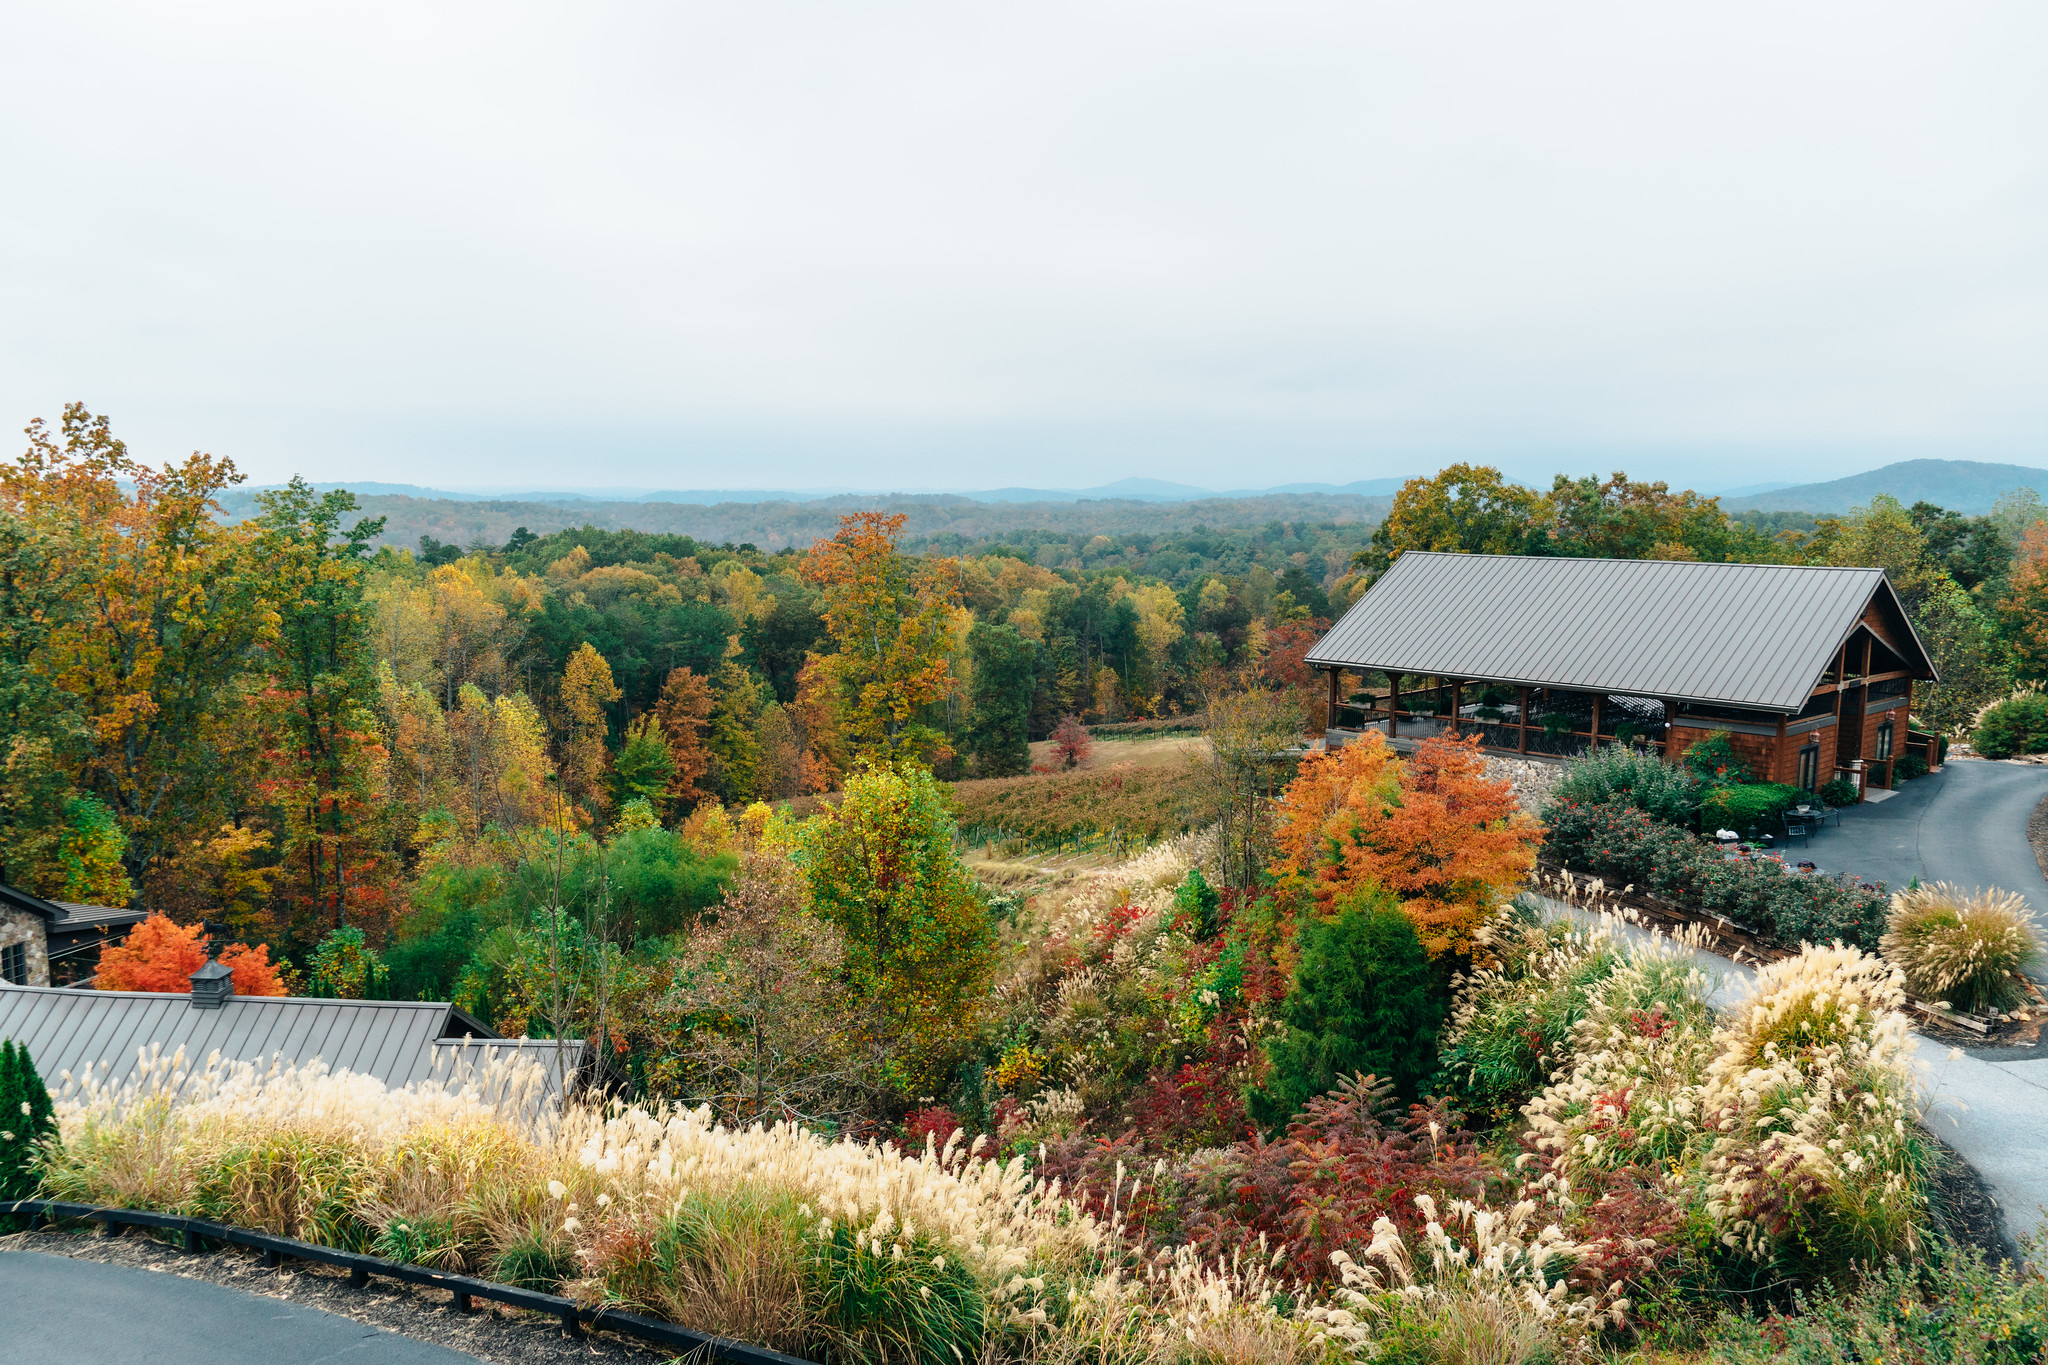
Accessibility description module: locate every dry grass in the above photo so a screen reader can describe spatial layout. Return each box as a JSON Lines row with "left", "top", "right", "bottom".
{"left": 1881, "top": 882, "right": 2043, "bottom": 1014}
{"left": 952, "top": 759, "right": 1213, "bottom": 851}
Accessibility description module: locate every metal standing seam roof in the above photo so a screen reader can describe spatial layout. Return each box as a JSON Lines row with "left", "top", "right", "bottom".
{"left": 0, "top": 985, "right": 557, "bottom": 1098}
{"left": 1304, "top": 552, "right": 1936, "bottom": 713}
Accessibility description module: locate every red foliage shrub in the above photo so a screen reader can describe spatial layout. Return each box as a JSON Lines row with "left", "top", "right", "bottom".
{"left": 903, "top": 1105, "right": 964, "bottom": 1151}
{"left": 1129, "top": 1020, "right": 1256, "bottom": 1149}
{"left": 1049, "top": 716, "right": 1092, "bottom": 770}
{"left": 1181, "top": 1075, "right": 1494, "bottom": 1278}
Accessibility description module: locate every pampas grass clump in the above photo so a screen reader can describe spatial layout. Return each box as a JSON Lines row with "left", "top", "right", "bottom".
{"left": 1881, "top": 882, "right": 2042, "bottom": 1014}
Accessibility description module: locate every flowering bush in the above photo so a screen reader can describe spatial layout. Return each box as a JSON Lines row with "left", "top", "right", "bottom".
{"left": 1542, "top": 797, "right": 1887, "bottom": 949}
{"left": 1881, "top": 882, "right": 2042, "bottom": 1013}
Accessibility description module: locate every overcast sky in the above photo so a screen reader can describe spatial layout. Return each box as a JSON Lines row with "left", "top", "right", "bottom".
{"left": 3, "top": 2, "right": 2044, "bottom": 493}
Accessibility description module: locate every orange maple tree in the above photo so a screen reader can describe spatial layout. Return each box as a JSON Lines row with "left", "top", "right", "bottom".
{"left": 1271, "top": 733, "right": 1539, "bottom": 957}
{"left": 95, "top": 913, "right": 290, "bottom": 996}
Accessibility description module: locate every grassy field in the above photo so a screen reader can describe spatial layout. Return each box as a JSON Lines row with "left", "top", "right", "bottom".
{"left": 952, "top": 747, "right": 1211, "bottom": 854}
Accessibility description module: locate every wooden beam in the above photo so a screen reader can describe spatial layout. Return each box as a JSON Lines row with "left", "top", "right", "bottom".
{"left": 1589, "top": 693, "right": 1602, "bottom": 751}
{"left": 1388, "top": 672, "right": 1400, "bottom": 739}
{"left": 1450, "top": 679, "right": 1463, "bottom": 736}
{"left": 1519, "top": 686, "right": 1530, "bottom": 754}
{"left": 1326, "top": 667, "right": 1340, "bottom": 729}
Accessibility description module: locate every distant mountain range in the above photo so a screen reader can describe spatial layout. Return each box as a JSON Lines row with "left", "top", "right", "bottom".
{"left": 1722, "top": 459, "right": 2048, "bottom": 515}
{"left": 262, "top": 476, "right": 1415, "bottom": 506}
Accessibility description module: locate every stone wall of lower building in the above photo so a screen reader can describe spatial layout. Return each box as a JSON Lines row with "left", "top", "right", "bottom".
{"left": 0, "top": 904, "right": 51, "bottom": 986}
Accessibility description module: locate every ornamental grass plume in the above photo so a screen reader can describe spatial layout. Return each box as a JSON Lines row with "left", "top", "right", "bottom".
{"left": 1697, "top": 944, "right": 1929, "bottom": 1278}
{"left": 1880, "top": 882, "right": 2042, "bottom": 1014}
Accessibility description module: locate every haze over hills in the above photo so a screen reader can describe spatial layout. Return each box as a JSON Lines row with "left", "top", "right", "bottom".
{"left": 240, "top": 476, "right": 1414, "bottom": 505}
{"left": 1722, "top": 459, "right": 2048, "bottom": 515}
{"left": 215, "top": 487, "right": 1396, "bottom": 553}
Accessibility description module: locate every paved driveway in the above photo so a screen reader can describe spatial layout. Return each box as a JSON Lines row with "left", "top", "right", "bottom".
{"left": 0, "top": 1252, "right": 479, "bottom": 1364}
{"left": 1803, "top": 758, "right": 2048, "bottom": 908}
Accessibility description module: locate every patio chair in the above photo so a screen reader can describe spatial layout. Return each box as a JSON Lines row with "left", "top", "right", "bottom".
{"left": 1780, "top": 816, "right": 1811, "bottom": 848}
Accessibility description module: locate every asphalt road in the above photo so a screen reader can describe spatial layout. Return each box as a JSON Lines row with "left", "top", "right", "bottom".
{"left": 0, "top": 1252, "right": 480, "bottom": 1365}
{"left": 1804, "top": 757, "right": 2048, "bottom": 909}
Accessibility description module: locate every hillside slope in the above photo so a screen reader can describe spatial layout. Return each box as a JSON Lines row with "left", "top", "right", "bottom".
{"left": 1723, "top": 459, "right": 2048, "bottom": 514}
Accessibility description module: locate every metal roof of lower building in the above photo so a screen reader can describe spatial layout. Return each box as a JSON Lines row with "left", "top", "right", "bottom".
{"left": 0, "top": 985, "right": 582, "bottom": 1102}
{"left": 1305, "top": 552, "right": 1935, "bottom": 712}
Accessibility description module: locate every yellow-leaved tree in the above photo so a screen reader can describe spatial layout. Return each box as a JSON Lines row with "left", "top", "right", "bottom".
{"left": 799, "top": 512, "right": 959, "bottom": 764}
{"left": 559, "top": 643, "right": 621, "bottom": 821}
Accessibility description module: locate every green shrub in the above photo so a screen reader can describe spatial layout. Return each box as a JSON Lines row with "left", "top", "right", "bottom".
{"left": 1895, "top": 752, "right": 1929, "bottom": 781}
{"left": 1701, "top": 782, "right": 1804, "bottom": 833}
{"left": 1549, "top": 744, "right": 1703, "bottom": 826}
{"left": 1172, "top": 866, "right": 1220, "bottom": 940}
{"left": 1881, "top": 883, "right": 2042, "bottom": 1013}
{"left": 0, "top": 1041, "right": 56, "bottom": 1225}
{"left": 1973, "top": 694, "right": 2048, "bottom": 759}
{"left": 1818, "top": 777, "right": 1860, "bottom": 807}
{"left": 1707, "top": 1240, "right": 2048, "bottom": 1365}
{"left": 1250, "top": 884, "right": 1446, "bottom": 1126}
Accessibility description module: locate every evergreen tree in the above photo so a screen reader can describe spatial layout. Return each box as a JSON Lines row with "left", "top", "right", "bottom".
{"left": 0, "top": 1040, "right": 57, "bottom": 1210}
{"left": 964, "top": 621, "right": 1036, "bottom": 777}
{"left": 1250, "top": 885, "right": 1444, "bottom": 1128}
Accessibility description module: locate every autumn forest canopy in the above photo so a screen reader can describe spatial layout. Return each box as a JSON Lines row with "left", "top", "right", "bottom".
{"left": 11, "top": 406, "right": 2048, "bottom": 1359}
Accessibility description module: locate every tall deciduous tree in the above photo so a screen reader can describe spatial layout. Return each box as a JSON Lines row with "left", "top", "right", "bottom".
{"left": 559, "top": 642, "right": 621, "bottom": 819}
{"left": 794, "top": 763, "right": 996, "bottom": 1095}
{"left": 1356, "top": 464, "right": 1546, "bottom": 580}
{"left": 2, "top": 405, "right": 272, "bottom": 888}
{"left": 800, "top": 512, "right": 959, "bottom": 763}
{"left": 1913, "top": 578, "right": 2010, "bottom": 735}
{"left": 253, "top": 479, "right": 390, "bottom": 934}
{"left": 95, "top": 913, "right": 287, "bottom": 995}
{"left": 652, "top": 665, "right": 716, "bottom": 810}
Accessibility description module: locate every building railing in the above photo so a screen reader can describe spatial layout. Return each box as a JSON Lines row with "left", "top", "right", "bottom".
{"left": 0, "top": 1199, "right": 817, "bottom": 1365}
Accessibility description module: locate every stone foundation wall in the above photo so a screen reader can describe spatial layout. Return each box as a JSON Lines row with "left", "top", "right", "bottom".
{"left": 1482, "top": 755, "right": 1564, "bottom": 815}
{"left": 0, "top": 904, "right": 51, "bottom": 986}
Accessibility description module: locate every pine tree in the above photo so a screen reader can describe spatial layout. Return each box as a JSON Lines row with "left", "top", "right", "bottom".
{"left": 0, "top": 1039, "right": 57, "bottom": 1208}
{"left": 1249, "top": 885, "right": 1444, "bottom": 1128}
{"left": 964, "top": 621, "right": 1035, "bottom": 777}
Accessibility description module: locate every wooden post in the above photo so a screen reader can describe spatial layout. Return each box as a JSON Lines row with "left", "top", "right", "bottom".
{"left": 1388, "top": 673, "right": 1400, "bottom": 739}
{"left": 1326, "top": 667, "right": 1340, "bottom": 732}
{"left": 1449, "top": 680, "right": 1463, "bottom": 736}
{"left": 1588, "top": 694, "right": 1602, "bottom": 752}
{"left": 1518, "top": 686, "right": 1530, "bottom": 753}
